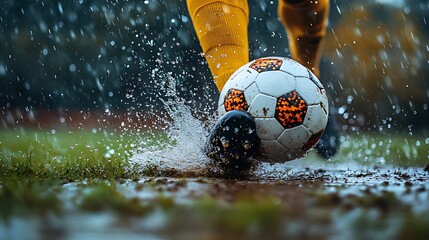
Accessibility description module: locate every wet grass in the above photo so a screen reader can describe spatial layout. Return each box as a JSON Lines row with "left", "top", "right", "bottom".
{"left": 338, "top": 133, "right": 429, "bottom": 167}
{"left": 0, "top": 129, "right": 163, "bottom": 181}
{"left": 1, "top": 129, "right": 428, "bottom": 181}
{"left": 1, "top": 177, "right": 429, "bottom": 239}
{"left": 1, "top": 128, "right": 429, "bottom": 238}
{"left": 0, "top": 178, "right": 63, "bottom": 223}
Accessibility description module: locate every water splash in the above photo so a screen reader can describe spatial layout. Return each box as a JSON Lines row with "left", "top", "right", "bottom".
{"left": 127, "top": 65, "right": 427, "bottom": 179}
{"left": 129, "top": 75, "right": 211, "bottom": 173}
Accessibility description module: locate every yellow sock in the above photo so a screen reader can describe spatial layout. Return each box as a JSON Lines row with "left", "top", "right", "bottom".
{"left": 187, "top": 0, "right": 249, "bottom": 91}
{"left": 278, "top": 0, "right": 329, "bottom": 78}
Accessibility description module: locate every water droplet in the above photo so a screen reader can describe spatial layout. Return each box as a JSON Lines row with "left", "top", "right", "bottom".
{"left": 58, "top": 2, "right": 64, "bottom": 14}
{"left": 338, "top": 106, "right": 346, "bottom": 115}
{"left": 243, "top": 142, "right": 252, "bottom": 150}
{"left": 221, "top": 137, "right": 229, "bottom": 148}
{"left": 346, "top": 95, "right": 354, "bottom": 104}
{"left": 69, "top": 64, "right": 76, "bottom": 72}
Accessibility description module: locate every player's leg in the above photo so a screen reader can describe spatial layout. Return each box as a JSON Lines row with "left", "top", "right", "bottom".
{"left": 187, "top": 0, "right": 260, "bottom": 167}
{"left": 186, "top": 0, "right": 250, "bottom": 91}
{"left": 277, "top": 0, "right": 329, "bottom": 78}
{"left": 278, "top": 0, "right": 339, "bottom": 158}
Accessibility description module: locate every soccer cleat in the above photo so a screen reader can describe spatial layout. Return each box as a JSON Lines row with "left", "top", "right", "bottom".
{"left": 315, "top": 110, "right": 341, "bottom": 159}
{"left": 205, "top": 110, "right": 260, "bottom": 170}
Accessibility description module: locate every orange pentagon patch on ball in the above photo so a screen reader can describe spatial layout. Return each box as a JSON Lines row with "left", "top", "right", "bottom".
{"left": 224, "top": 89, "right": 249, "bottom": 112}
{"left": 249, "top": 58, "right": 283, "bottom": 73}
{"left": 275, "top": 91, "right": 308, "bottom": 129}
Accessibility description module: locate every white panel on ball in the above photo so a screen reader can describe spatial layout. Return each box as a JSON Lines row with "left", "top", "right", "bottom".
{"left": 218, "top": 81, "right": 232, "bottom": 107}
{"left": 295, "top": 77, "right": 323, "bottom": 105}
{"left": 218, "top": 104, "right": 226, "bottom": 116}
{"left": 248, "top": 94, "right": 277, "bottom": 118}
{"left": 278, "top": 125, "right": 311, "bottom": 150}
{"left": 254, "top": 118, "right": 285, "bottom": 140}
{"left": 244, "top": 83, "right": 260, "bottom": 109}
{"left": 228, "top": 69, "right": 259, "bottom": 91}
{"left": 307, "top": 69, "right": 324, "bottom": 89}
{"left": 280, "top": 58, "right": 310, "bottom": 77}
{"left": 229, "top": 61, "right": 255, "bottom": 80}
{"left": 259, "top": 140, "right": 289, "bottom": 163}
{"left": 320, "top": 89, "right": 329, "bottom": 114}
{"left": 255, "top": 71, "right": 295, "bottom": 98}
{"left": 303, "top": 105, "right": 329, "bottom": 134}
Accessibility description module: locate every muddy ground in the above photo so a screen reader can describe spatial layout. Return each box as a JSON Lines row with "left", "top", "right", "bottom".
{"left": 1, "top": 163, "right": 428, "bottom": 240}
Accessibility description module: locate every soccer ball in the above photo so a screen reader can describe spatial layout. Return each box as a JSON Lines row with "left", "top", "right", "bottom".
{"left": 218, "top": 56, "right": 329, "bottom": 163}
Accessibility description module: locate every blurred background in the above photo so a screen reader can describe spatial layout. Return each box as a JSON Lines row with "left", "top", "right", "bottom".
{"left": 1, "top": 0, "right": 428, "bottom": 133}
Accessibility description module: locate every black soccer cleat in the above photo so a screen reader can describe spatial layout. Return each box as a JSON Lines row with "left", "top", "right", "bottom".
{"left": 205, "top": 110, "right": 260, "bottom": 170}
{"left": 315, "top": 111, "right": 341, "bottom": 159}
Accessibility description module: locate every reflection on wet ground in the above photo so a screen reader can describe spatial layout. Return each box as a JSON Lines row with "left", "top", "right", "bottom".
{"left": 1, "top": 164, "right": 428, "bottom": 240}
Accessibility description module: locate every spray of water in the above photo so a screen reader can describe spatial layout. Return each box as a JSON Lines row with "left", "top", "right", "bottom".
{"left": 126, "top": 76, "right": 368, "bottom": 179}
{"left": 127, "top": 65, "right": 427, "bottom": 179}
{"left": 128, "top": 73, "right": 211, "bottom": 173}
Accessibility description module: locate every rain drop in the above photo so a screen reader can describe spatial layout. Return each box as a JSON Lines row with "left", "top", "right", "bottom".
{"left": 69, "top": 64, "right": 76, "bottom": 72}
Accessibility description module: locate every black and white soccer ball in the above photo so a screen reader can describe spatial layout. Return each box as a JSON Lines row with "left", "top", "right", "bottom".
{"left": 218, "top": 56, "right": 329, "bottom": 163}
